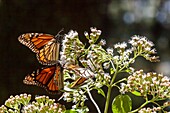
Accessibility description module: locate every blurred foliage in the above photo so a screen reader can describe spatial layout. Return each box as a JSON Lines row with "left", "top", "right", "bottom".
{"left": 0, "top": 0, "right": 170, "bottom": 112}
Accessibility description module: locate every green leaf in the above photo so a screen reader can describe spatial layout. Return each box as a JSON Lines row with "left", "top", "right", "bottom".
{"left": 131, "top": 91, "right": 142, "bottom": 96}
{"left": 112, "top": 94, "right": 132, "bottom": 113}
{"left": 96, "top": 88, "right": 105, "bottom": 97}
{"left": 65, "top": 109, "right": 78, "bottom": 113}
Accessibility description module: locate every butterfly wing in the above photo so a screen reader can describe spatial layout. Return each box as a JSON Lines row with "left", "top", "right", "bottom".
{"left": 18, "top": 33, "right": 61, "bottom": 65}
{"left": 18, "top": 33, "right": 54, "bottom": 53}
{"left": 37, "top": 39, "right": 60, "bottom": 65}
{"left": 65, "top": 65, "right": 94, "bottom": 88}
{"left": 66, "top": 65, "right": 94, "bottom": 78}
{"left": 23, "top": 64, "right": 63, "bottom": 94}
{"left": 71, "top": 77, "right": 87, "bottom": 88}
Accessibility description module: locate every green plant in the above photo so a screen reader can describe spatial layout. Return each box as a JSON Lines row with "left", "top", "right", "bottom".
{"left": 1, "top": 28, "right": 169, "bottom": 113}
{"left": 60, "top": 28, "right": 169, "bottom": 113}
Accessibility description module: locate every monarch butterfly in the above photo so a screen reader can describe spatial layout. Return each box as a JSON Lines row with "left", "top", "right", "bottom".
{"left": 65, "top": 65, "right": 95, "bottom": 88}
{"left": 18, "top": 30, "right": 93, "bottom": 93}
{"left": 18, "top": 30, "right": 64, "bottom": 93}
{"left": 23, "top": 63, "right": 64, "bottom": 94}
{"left": 18, "top": 30, "right": 63, "bottom": 65}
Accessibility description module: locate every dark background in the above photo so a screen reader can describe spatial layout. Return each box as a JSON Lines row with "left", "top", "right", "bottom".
{"left": 0, "top": 0, "right": 170, "bottom": 112}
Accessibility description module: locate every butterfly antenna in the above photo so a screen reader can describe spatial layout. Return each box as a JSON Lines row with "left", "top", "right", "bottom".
{"left": 57, "top": 28, "right": 64, "bottom": 36}
{"left": 55, "top": 28, "right": 64, "bottom": 40}
{"left": 59, "top": 28, "right": 64, "bottom": 33}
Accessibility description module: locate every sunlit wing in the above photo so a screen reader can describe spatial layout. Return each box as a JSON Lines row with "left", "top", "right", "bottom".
{"left": 37, "top": 39, "right": 60, "bottom": 65}
{"left": 18, "top": 32, "right": 62, "bottom": 65}
{"left": 18, "top": 33, "right": 54, "bottom": 53}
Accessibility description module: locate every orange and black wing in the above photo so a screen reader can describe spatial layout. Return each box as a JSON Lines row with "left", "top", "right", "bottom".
{"left": 23, "top": 64, "right": 63, "bottom": 94}
{"left": 18, "top": 33, "right": 54, "bottom": 53}
{"left": 36, "top": 39, "right": 60, "bottom": 65}
{"left": 18, "top": 33, "right": 61, "bottom": 65}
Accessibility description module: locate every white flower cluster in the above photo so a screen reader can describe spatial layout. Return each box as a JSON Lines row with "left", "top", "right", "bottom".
{"left": 60, "top": 30, "right": 85, "bottom": 67}
{"left": 110, "top": 35, "right": 159, "bottom": 74}
{"left": 0, "top": 94, "right": 65, "bottom": 113}
{"left": 129, "top": 35, "right": 159, "bottom": 62}
{"left": 5, "top": 93, "right": 31, "bottom": 109}
{"left": 112, "top": 43, "right": 134, "bottom": 69}
{"left": 120, "top": 70, "right": 170, "bottom": 99}
{"left": 138, "top": 106, "right": 162, "bottom": 113}
{"left": 85, "top": 27, "right": 102, "bottom": 44}
{"left": 22, "top": 95, "right": 65, "bottom": 113}
{"left": 62, "top": 89, "right": 87, "bottom": 108}
{"left": 60, "top": 28, "right": 111, "bottom": 109}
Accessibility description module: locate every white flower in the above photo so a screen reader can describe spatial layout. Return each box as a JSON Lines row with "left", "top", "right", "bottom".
{"left": 120, "top": 42, "right": 127, "bottom": 48}
{"left": 124, "top": 49, "right": 133, "bottom": 54}
{"left": 131, "top": 35, "right": 140, "bottom": 40}
{"left": 128, "top": 39, "right": 134, "bottom": 45}
{"left": 77, "top": 90, "right": 83, "bottom": 95}
{"left": 150, "top": 49, "right": 157, "bottom": 54}
{"left": 67, "top": 30, "right": 74, "bottom": 37}
{"left": 161, "top": 76, "right": 169, "bottom": 82}
{"left": 152, "top": 77, "right": 157, "bottom": 82}
{"left": 90, "top": 33, "right": 96, "bottom": 37}
{"left": 99, "top": 39, "right": 106, "bottom": 46}
{"left": 84, "top": 31, "right": 88, "bottom": 36}
{"left": 114, "top": 42, "right": 127, "bottom": 49}
{"left": 147, "top": 40, "right": 154, "bottom": 47}
{"left": 120, "top": 83, "right": 126, "bottom": 94}
{"left": 103, "top": 62, "right": 110, "bottom": 69}
{"left": 63, "top": 92, "right": 70, "bottom": 99}
{"left": 72, "top": 105, "right": 77, "bottom": 109}
{"left": 129, "top": 67, "right": 135, "bottom": 73}
{"left": 113, "top": 55, "right": 119, "bottom": 61}
{"left": 96, "top": 30, "right": 102, "bottom": 35}
{"left": 106, "top": 48, "right": 114, "bottom": 55}
{"left": 81, "top": 95, "right": 87, "bottom": 101}
{"left": 95, "top": 81, "right": 103, "bottom": 88}
{"left": 144, "top": 47, "right": 151, "bottom": 51}
{"left": 73, "top": 31, "right": 78, "bottom": 37}
{"left": 104, "top": 73, "right": 111, "bottom": 79}
{"left": 90, "top": 27, "right": 97, "bottom": 32}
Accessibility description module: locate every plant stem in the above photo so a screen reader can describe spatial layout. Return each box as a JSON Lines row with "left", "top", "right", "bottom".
{"left": 104, "top": 86, "right": 112, "bottom": 113}
{"left": 112, "top": 78, "right": 127, "bottom": 87}
{"left": 86, "top": 86, "right": 101, "bottom": 113}
{"left": 129, "top": 101, "right": 149, "bottom": 113}
{"left": 104, "top": 67, "right": 118, "bottom": 113}
{"left": 104, "top": 50, "right": 141, "bottom": 113}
